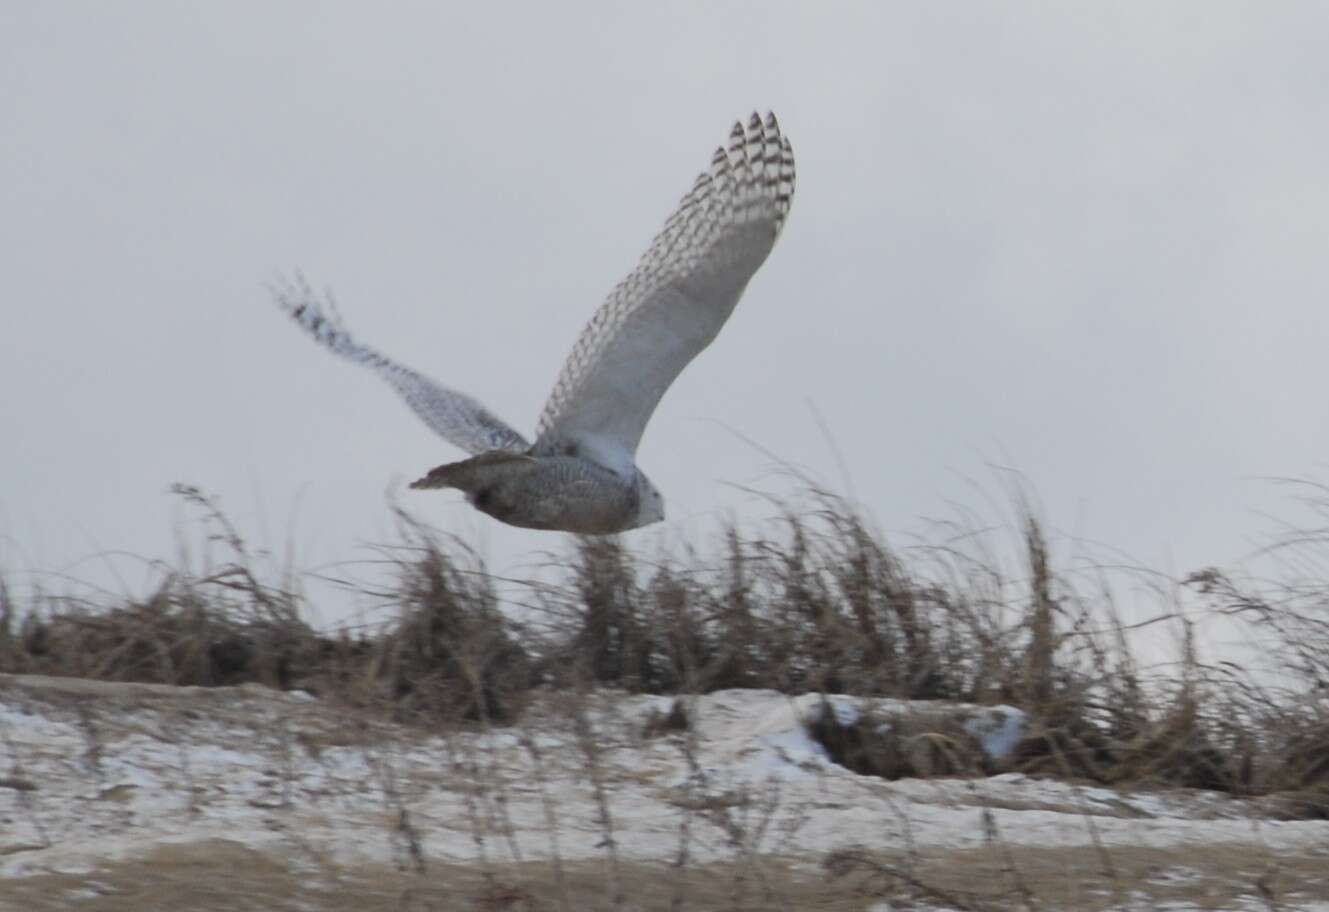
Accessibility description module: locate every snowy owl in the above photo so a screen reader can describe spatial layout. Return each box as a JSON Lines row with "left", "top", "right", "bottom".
{"left": 275, "top": 112, "right": 795, "bottom": 534}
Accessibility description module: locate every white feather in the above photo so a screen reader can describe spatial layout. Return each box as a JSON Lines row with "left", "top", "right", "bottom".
{"left": 534, "top": 112, "right": 795, "bottom": 465}
{"left": 273, "top": 276, "right": 529, "bottom": 456}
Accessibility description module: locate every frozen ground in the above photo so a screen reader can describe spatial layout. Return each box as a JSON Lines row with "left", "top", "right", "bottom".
{"left": 1, "top": 673, "right": 1326, "bottom": 910}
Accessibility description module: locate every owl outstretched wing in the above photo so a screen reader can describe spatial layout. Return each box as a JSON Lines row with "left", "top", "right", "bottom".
{"left": 273, "top": 277, "right": 529, "bottom": 456}
{"left": 533, "top": 112, "right": 795, "bottom": 470}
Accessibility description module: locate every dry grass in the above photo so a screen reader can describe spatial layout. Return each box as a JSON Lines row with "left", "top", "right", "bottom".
{"left": 0, "top": 489, "right": 529, "bottom": 728}
{"left": 2, "top": 477, "right": 1329, "bottom": 910}
{"left": 3, "top": 481, "right": 1327, "bottom": 807}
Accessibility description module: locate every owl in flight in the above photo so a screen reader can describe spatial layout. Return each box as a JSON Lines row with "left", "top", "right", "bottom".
{"left": 276, "top": 112, "right": 795, "bottom": 534}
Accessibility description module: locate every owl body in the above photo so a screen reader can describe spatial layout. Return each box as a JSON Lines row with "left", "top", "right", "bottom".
{"left": 276, "top": 113, "right": 794, "bottom": 534}
{"left": 414, "top": 451, "right": 660, "bottom": 534}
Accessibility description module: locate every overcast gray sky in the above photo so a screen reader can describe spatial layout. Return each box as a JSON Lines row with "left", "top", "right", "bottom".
{"left": 3, "top": 2, "right": 1327, "bottom": 624}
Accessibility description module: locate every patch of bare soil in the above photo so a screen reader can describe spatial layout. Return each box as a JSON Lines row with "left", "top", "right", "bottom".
{"left": 6, "top": 841, "right": 1329, "bottom": 912}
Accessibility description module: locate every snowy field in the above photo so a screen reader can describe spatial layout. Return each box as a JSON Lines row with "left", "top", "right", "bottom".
{"left": 1, "top": 673, "right": 1326, "bottom": 911}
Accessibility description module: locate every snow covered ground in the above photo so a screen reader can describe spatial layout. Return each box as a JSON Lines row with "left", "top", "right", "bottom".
{"left": 1, "top": 674, "right": 1326, "bottom": 911}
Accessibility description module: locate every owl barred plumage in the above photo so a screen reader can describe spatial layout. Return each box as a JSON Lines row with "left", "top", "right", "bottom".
{"left": 275, "top": 277, "right": 530, "bottom": 456}
{"left": 536, "top": 112, "right": 795, "bottom": 463}
{"left": 275, "top": 113, "right": 795, "bottom": 534}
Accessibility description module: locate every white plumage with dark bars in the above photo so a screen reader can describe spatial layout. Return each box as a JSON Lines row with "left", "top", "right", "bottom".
{"left": 276, "top": 112, "right": 795, "bottom": 534}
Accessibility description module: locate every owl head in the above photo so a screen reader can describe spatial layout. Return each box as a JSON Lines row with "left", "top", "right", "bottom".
{"left": 628, "top": 469, "right": 665, "bottom": 529}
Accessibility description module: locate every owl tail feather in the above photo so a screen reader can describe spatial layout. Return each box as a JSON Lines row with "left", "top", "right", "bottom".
{"left": 409, "top": 450, "right": 536, "bottom": 491}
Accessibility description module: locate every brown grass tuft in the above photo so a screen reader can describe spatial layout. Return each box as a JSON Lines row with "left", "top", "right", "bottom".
{"left": 2, "top": 477, "right": 1327, "bottom": 815}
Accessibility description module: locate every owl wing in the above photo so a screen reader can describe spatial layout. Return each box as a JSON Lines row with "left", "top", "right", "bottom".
{"left": 533, "top": 112, "right": 795, "bottom": 472}
{"left": 273, "top": 277, "right": 529, "bottom": 456}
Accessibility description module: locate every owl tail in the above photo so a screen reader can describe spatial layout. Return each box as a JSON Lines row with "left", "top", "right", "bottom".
{"left": 409, "top": 450, "right": 536, "bottom": 492}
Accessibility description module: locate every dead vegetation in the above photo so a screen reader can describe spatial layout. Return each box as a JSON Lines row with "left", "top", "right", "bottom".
{"left": 2, "top": 478, "right": 1329, "bottom": 850}
{"left": 0, "top": 487, "right": 531, "bottom": 727}
{"left": 2, "top": 480, "right": 1327, "bottom": 814}
{"left": 2, "top": 478, "right": 1329, "bottom": 910}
